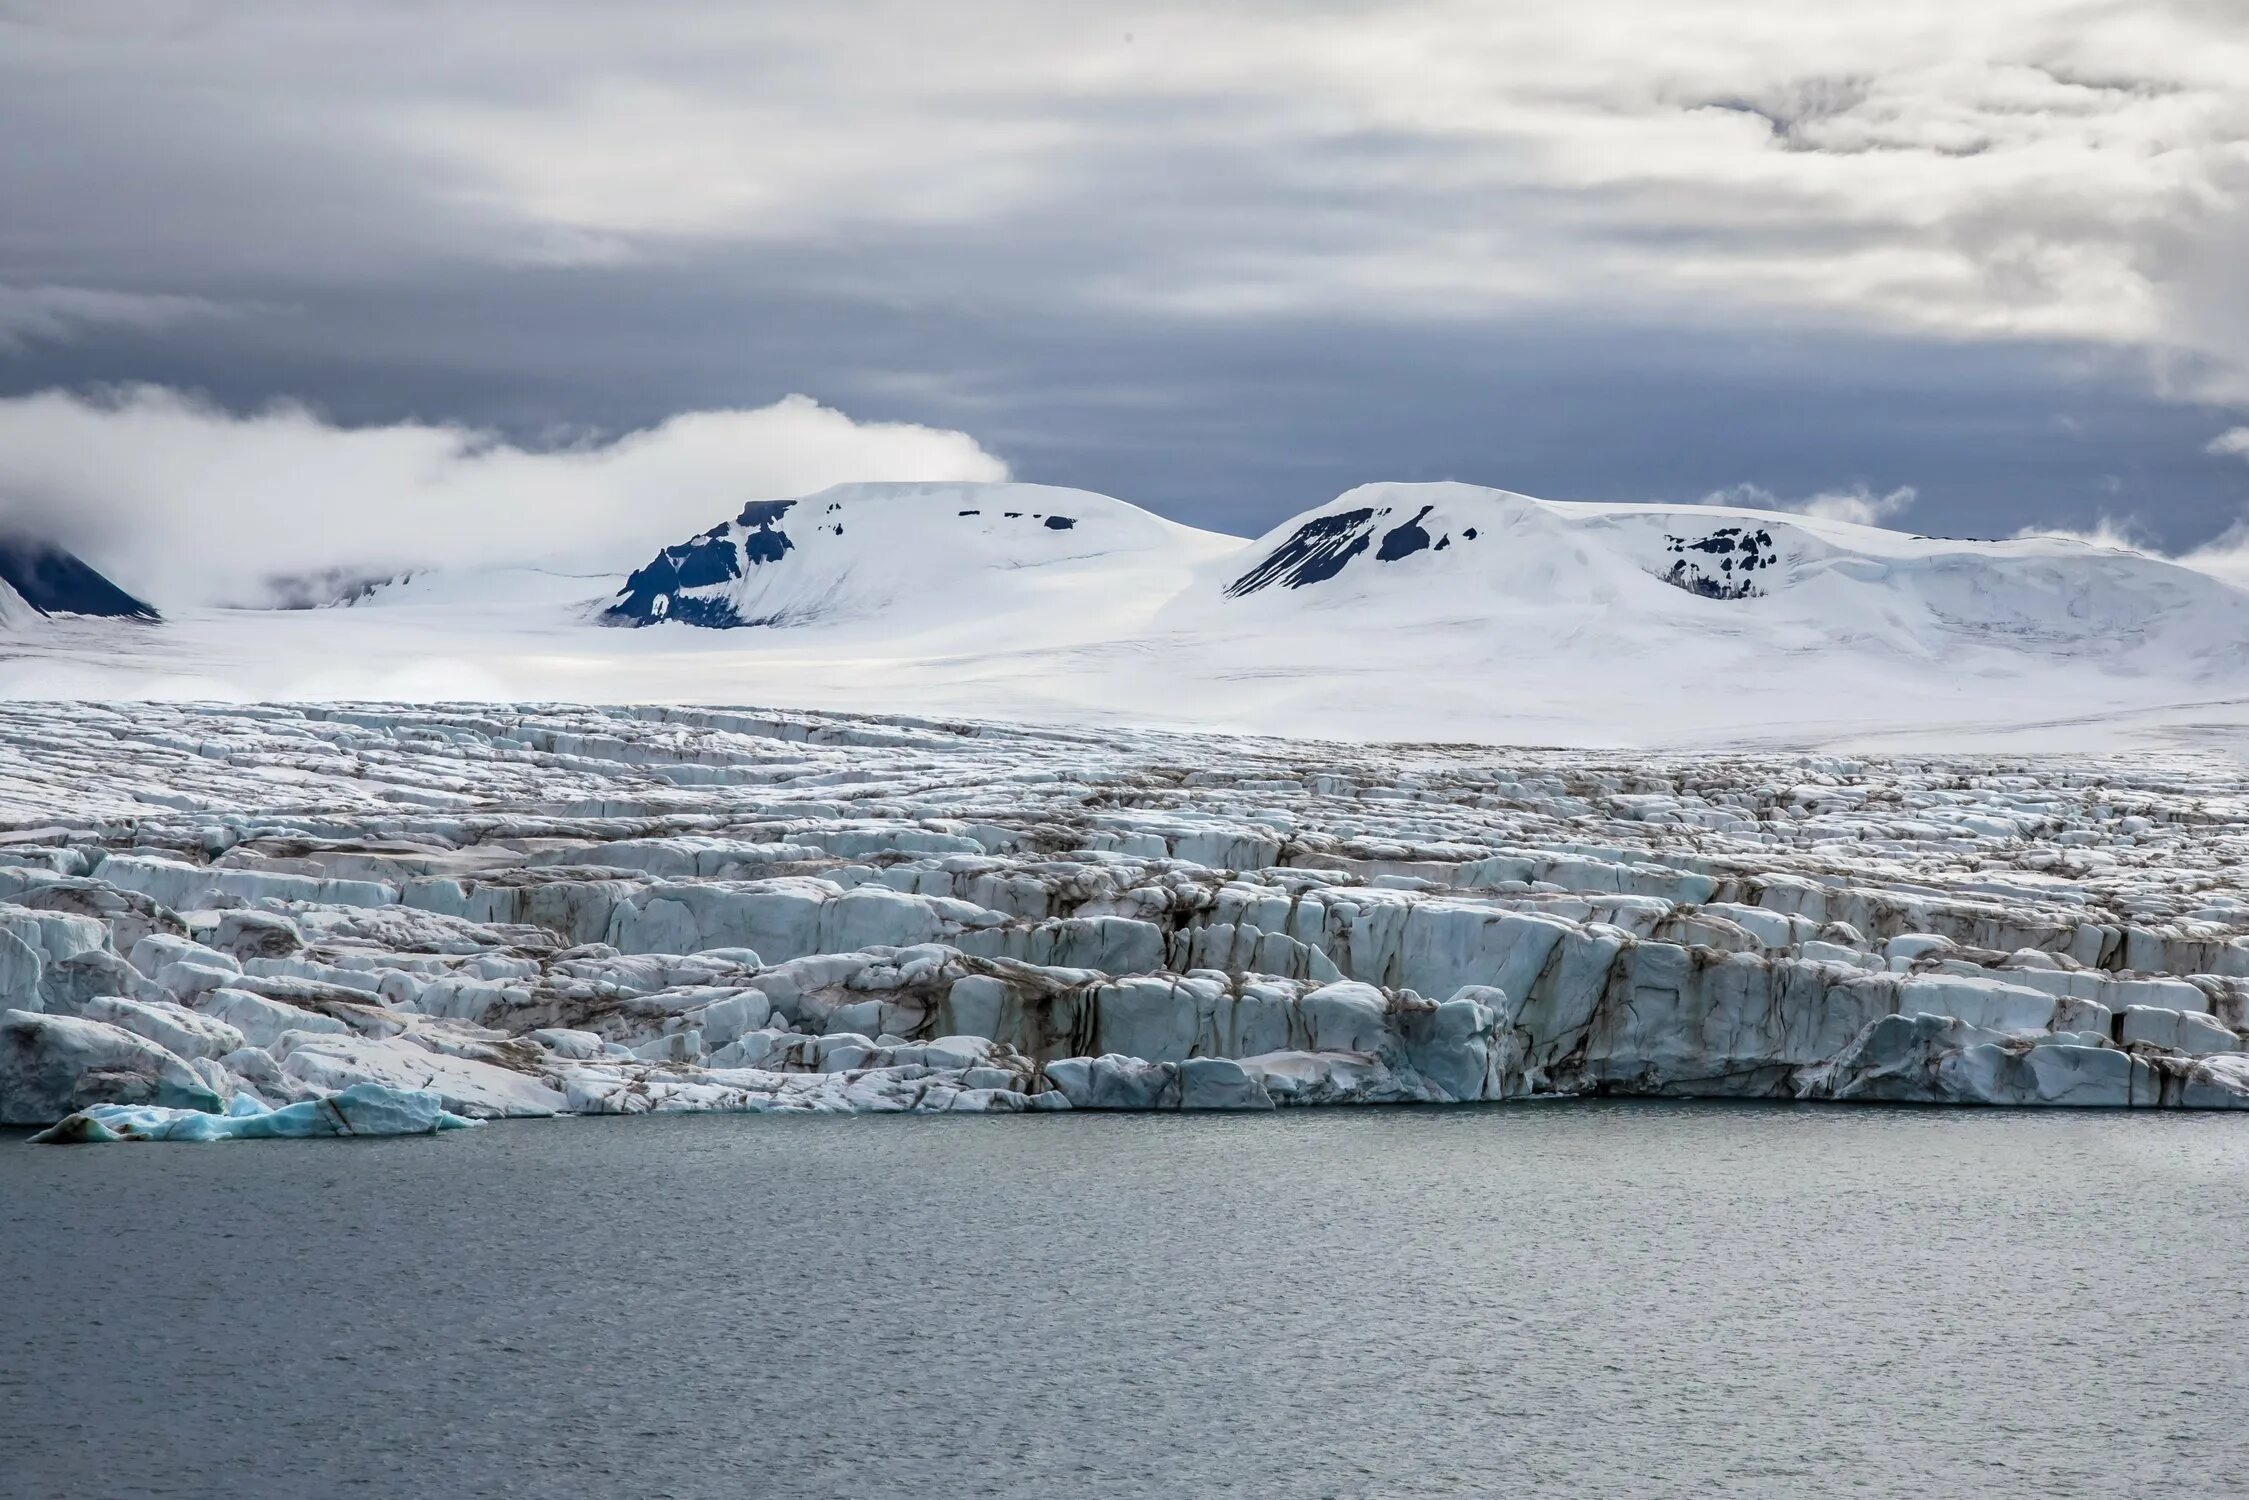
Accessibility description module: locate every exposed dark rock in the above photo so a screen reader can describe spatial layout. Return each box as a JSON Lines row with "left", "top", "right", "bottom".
{"left": 1376, "top": 505, "right": 1436, "bottom": 562}
{"left": 1659, "top": 527, "right": 1780, "bottom": 600}
{"left": 0, "top": 535, "right": 160, "bottom": 622}
{"left": 1226, "top": 508, "right": 1379, "bottom": 596}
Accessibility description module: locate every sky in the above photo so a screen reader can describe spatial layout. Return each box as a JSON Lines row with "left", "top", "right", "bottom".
{"left": 4, "top": 1, "right": 2249, "bottom": 602}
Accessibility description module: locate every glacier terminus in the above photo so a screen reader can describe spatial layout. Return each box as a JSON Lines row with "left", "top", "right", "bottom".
{"left": 3, "top": 700, "right": 2247, "bottom": 1141}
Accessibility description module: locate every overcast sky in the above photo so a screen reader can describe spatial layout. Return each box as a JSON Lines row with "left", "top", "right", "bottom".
{"left": 4, "top": 1, "right": 2249, "bottom": 600}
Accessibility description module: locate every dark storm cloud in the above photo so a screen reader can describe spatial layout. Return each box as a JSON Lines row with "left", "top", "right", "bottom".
{"left": 2, "top": 0, "right": 2248, "bottom": 582}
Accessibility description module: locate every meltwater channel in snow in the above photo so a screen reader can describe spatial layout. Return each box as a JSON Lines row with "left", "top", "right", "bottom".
{"left": 3, "top": 701, "right": 2248, "bottom": 1141}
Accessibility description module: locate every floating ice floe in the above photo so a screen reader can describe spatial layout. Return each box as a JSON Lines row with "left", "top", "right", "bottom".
{"left": 30, "top": 1082, "right": 477, "bottom": 1143}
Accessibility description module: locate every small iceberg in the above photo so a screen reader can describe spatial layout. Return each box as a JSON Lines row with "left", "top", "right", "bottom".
{"left": 29, "top": 1082, "right": 481, "bottom": 1144}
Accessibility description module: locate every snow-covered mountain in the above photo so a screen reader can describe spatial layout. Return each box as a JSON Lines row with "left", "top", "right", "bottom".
{"left": 598, "top": 477, "right": 2249, "bottom": 674}
{"left": 604, "top": 481, "right": 1238, "bottom": 636}
{"left": 1208, "top": 481, "right": 2249, "bottom": 670}
{"left": 4, "top": 476, "right": 2246, "bottom": 748}
{"left": 0, "top": 534, "right": 160, "bottom": 623}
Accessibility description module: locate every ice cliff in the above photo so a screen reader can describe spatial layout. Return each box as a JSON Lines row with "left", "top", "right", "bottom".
{"left": 4, "top": 702, "right": 2247, "bottom": 1141}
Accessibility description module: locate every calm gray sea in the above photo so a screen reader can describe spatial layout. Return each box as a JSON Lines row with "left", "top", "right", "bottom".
{"left": 4, "top": 1103, "right": 2245, "bottom": 1499}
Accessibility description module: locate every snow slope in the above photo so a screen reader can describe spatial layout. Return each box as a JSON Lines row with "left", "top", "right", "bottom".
{"left": 1141, "top": 480, "right": 2249, "bottom": 745}
{"left": 605, "top": 481, "right": 1239, "bottom": 643}
{"left": 0, "top": 577, "right": 39, "bottom": 632}
{"left": 2, "top": 478, "right": 2246, "bottom": 751}
{"left": 1208, "top": 481, "right": 2249, "bottom": 669}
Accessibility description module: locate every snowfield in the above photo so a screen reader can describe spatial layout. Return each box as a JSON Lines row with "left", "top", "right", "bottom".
{"left": 4, "top": 479, "right": 2247, "bottom": 749}
{"left": 5, "top": 700, "right": 2249, "bottom": 1140}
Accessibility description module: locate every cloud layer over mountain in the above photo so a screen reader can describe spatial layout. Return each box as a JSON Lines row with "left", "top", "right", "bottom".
{"left": 0, "top": 386, "right": 1005, "bottom": 606}
{"left": 2, "top": 3, "right": 2247, "bottom": 547}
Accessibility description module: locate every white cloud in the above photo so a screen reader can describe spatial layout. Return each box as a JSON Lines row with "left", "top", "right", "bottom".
{"left": 2, "top": 3, "right": 2247, "bottom": 562}
{"left": 2009, "top": 515, "right": 2155, "bottom": 551}
{"left": 0, "top": 387, "right": 1006, "bottom": 607}
{"left": 1698, "top": 482, "right": 1918, "bottom": 528}
{"left": 2011, "top": 513, "right": 2249, "bottom": 592}
{"left": 2179, "top": 519, "right": 2249, "bottom": 590}
{"left": 8, "top": 2, "right": 2249, "bottom": 382}
{"left": 2208, "top": 427, "right": 2249, "bottom": 458}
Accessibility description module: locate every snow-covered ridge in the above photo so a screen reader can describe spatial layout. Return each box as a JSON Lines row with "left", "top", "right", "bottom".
{"left": 1215, "top": 482, "right": 2249, "bottom": 666}
{"left": 5, "top": 702, "right": 2248, "bottom": 1140}
{"left": 603, "top": 480, "right": 1238, "bottom": 633}
{"left": 6, "top": 478, "right": 2247, "bottom": 744}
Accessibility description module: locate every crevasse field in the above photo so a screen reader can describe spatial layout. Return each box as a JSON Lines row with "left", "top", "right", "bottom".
{"left": 3, "top": 698, "right": 2246, "bottom": 1141}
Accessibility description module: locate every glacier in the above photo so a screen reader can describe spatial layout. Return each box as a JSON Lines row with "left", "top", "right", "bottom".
{"left": 4, "top": 699, "right": 2247, "bottom": 1141}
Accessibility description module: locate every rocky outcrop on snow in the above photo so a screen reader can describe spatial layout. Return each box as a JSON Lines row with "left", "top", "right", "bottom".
{"left": 4, "top": 701, "right": 2248, "bottom": 1140}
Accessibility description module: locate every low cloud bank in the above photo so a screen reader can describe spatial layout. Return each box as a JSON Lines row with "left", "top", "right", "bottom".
{"left": 1696, "top": 482, "right": 1919, "bottom": 528}
{"left": 0, "top": 386, "right": 1007, "bottom": 606}
{"left": 2011, "top": 516, "right": 2249, "bottom": 593}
